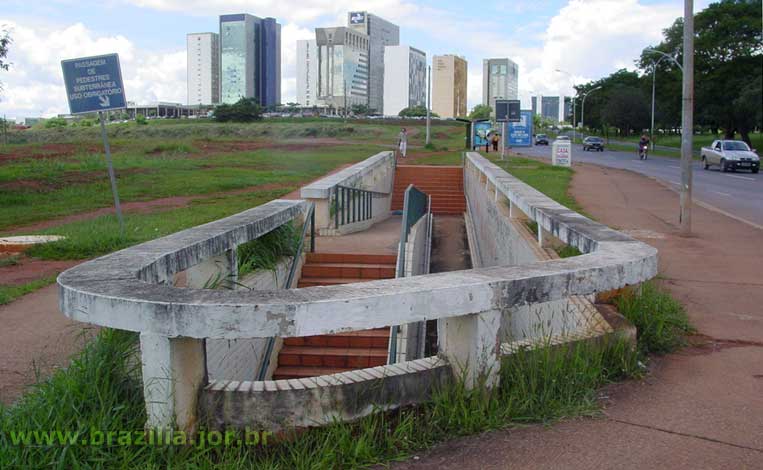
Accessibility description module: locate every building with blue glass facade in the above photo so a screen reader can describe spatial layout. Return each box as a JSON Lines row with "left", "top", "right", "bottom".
{"left": 219, "top": 14, "right": 281, "bottom": 107}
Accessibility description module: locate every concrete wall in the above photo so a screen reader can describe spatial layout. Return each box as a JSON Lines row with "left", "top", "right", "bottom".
{"left": 301, "top": 151, "right": 395, "bottom": 235}
{"left": 464, "top": 159, "right": 602, "bottom": 343}
{"left": 393, "top": 213, "right": 432, "bottom": 362}
{"left": 205, "top": 257, "right": 297, "bottom": 382}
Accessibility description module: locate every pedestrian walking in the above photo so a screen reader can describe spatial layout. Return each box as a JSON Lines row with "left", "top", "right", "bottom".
{"left": 492, "top": 133, "right": 500, "bottom": 152}
{"left": 398, "top": 128, "right": 408, "bottom": 158}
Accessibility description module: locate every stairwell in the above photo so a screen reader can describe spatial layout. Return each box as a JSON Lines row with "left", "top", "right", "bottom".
{"left": 392, "top": 165, "right": 466, "bottom": 215}
{"left": 272, "top": 252, "right": 396, "bottom": 380}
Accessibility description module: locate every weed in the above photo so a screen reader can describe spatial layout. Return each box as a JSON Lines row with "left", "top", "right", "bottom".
{"left": 0, "top": 255, "right": 20, "bottom": 267}
{"left": 0, "top": 276, "right": 57, "bottom": 305}
{"left": 237, "top": 222, "right": 300, "bottom": 277}
{"left": 613, "top": 281, "right": 694, "bottom": 355}
{"left": 554, "top": 245, "right": 582, "bottom": 258}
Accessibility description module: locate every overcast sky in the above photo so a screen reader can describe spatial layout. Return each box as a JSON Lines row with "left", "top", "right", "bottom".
{"left": 0, "top": 0, "right": 710, "bottom": 120}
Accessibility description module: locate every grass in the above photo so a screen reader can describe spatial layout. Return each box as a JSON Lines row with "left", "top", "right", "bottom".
{"left": 615, "top": 132, "right": 763, "bottom": 152}
{"left": 237, "top": 223, "right": 300, "bottom": 278}
{"left": 0, "top": 255, "right": 20, "bottom": 267}
{"left": 554, "top": 245, "right": 582, "bottom": 258}
{"left": 0, "top": 276, "right": 58, "bottom": 305}
{"left": 613, "top": 281, "right": 694, "bottom": 355}
{"left": 491, "top": 155, "right": 585, "bottom": 214}
{"left": 0, "top": 329, "right": 641, "bottom": 469}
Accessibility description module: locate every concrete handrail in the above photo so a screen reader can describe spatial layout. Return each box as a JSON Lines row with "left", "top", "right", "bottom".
{"left": 58, "top": 153, "right": 656, "bottom": 340}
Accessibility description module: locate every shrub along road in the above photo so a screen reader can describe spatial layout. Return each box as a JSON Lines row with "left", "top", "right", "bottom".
{"left": 392, "top": 162, "right": 763, "bottom": 469}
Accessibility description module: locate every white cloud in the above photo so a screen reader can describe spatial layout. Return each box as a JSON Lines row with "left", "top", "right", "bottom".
{"left": 0, "top": 20, "right": 185, "bottom": 118}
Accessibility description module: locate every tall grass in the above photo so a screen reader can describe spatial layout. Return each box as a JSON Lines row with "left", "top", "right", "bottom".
{"left": 0, "top": 276, "right": 57, "bottom": 305}
{"left": 0, "top": 329, "right": 639, "bottom": 469}
{"left": 613, "top": 281, "right": 693, "bottom": 354}
{"left": 237, "top": 223, "right": 300, "bottom": 277}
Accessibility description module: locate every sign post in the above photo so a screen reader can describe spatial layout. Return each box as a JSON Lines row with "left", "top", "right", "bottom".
{"left": 495, "top": 99, "right": 521, "bottom": 161}
{"left": 61, "top": 53, "right": 127, "bottom": 235}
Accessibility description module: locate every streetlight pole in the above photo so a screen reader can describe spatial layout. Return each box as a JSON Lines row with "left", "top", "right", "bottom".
{"left": 426, "top": 65, "right": 431, "bottom": 146}
{"left": 679, "top": 0, "right": 694, "bottom": 236}
{"left": 645, "top": 49, "right": 681, "bottom": 151}
{"left": 580, "top": 86, "right": 602, "bottom": 132}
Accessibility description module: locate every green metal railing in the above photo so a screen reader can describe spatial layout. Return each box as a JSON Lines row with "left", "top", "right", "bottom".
{"left": 256, "top": 203, "right": 315, "bottom": 381}
{"left": 333, "top": 185, "right": 387, "bottom": 228}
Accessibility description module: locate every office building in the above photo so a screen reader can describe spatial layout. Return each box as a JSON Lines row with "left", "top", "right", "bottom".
{"left": 296, "top": 39, "right": 319, "bottom": 107}
{"left": 432, "top": 54, "right": 468, "bottom": 119}
{"left": 219, "top": 14, "right": 281, "bottom": 107}
{"left": 315, "top": 27, "right": 370, "bottom": 110}
{"left": 382, "top": 45, "right": 426, "bottom": 116}
{"left": 186, "top": 33, "right": 220, "bottom": 105}
{"left": 482, "top": 58, "right": 518, "bottom": 111}
{"left": 347, "top": 11, "right": 399, "bottom": 113}
{"left": 538, "top": 95, "right": 562, "bottom": 123}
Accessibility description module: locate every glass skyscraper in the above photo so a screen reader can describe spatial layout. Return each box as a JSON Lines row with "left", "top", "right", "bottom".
{"left": 219, "top": 14, "right": 281, "bottom": 107}
{"left": 315, "top": 27, "right": 370, "bottom": 111}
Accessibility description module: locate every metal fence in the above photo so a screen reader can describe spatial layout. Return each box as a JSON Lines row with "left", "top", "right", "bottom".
{"left": 333, "top": 185, "right": 388, "bottom": 228}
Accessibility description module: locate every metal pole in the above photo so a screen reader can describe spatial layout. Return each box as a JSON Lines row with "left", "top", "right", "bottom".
{"left": 679, "top": 0, "right": 694, "bottom": 236}
{"left": 426, "top": 65, "right": 431, "bottom": 146}
{"left": 651, "top": 62, "right": 657, "bottom": 151}
{"left": 501, "top": 121, "right": 506, "bottom": 160}
{"left": 98, "top": 111, "right": 125, "bottom": 236}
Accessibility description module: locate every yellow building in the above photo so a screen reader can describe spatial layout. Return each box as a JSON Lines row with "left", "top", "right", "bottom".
{"left": 432, "top": 55, "right": 468, "bottom": 119}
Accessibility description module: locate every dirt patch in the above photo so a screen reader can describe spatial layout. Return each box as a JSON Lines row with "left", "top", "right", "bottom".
{"left": 193, "top": 138, "right": 358, "bottom": 155}
{"left": 0, "top": 168, "right": 150, "bottom": 192}
{"left": 0, "top": 255, "right": 78, "bottom": 285}
{"left": 0, "top": 143, "right": 102, "bottom": 164}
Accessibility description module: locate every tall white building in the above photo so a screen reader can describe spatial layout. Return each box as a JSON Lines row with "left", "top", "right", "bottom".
{"left": 482, "top": 58, "right": 518, "bottom": 112}
{"left": 383, "top": 45, "right": 426, "bottom": 116}
{"left": 186, "top": 33, "right": 220, "bottom": 105}
{"left": 347, "top": 12, "right": 399, "bottom": 113}
{"left": 296, "top": 40, "right": 319, "bottom": 107}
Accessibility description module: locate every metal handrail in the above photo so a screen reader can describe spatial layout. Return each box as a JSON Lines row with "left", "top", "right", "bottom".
{"left": 333, "top": 184, "right": 388, "bottom": 229}
{"left": 256, "top": 202, "right": 315, "bottom": 381}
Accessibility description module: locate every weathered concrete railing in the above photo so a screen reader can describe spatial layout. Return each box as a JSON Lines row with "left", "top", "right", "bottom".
{"left": 58, "top": 151, "right": 657, "bottom": 432}
{"left": 301, "top": 150, "right": 394, "bottom": 235}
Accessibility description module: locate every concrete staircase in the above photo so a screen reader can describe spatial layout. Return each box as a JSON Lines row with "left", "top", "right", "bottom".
{"left": 391, "top": 165, "right": 466, "bottom": 215}
{"left": 272, "top": 252, "right": 396, "bottom": 379}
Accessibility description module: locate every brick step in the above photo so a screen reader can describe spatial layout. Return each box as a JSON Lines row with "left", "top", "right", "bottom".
{"left": 284, "top": 329, "right": 389, "bottom": 348}
{"left": 306, "top": 252, "right": 397, "bottom": 265}
{"left": 301, "top": 263, "right": 396, "bottom": 279}
{"left": 391, "top": 194, "right": 465, "bottom": 201}
{"left": 298, "top": 277, "right": 375, "bottom": 287}
{"left": 278, "top": 346, "right": 388, "bottom": 368}
{"left": 392, "top": 187, "right": 464, "bottom": 193}
{"left": 393, "top": 181, "right": 463, "bottom": 187}
{"left": 272, "top": 366, "right": 354, "bottom": 380}
{"left": 396, "top": 165, "right": 463, "bottom": 172}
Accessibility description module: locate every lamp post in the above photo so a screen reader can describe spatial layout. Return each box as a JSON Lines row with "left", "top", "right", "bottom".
{"left": 679, "top": 0, "right": 694, "bottom": 236}
{"left": 580, "top": 86, "right": 602, "bottom": 133}
{"left": 645, "top": 48, "right": 683, "bottom": 151}
{"left": 555, "top": 69, "right": 576, "bottom": 142}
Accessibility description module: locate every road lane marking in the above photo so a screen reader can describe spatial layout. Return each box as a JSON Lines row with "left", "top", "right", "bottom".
{"left": 712, "top": 191, "right": 731, "bottom": 197}
{"left": 668, "top": 165, "right": 680, "bottom": 169}
{"left": 669, "top": 180, "right": 680, "bottom": 185}
{"left": 727, "top": 175, "right": 755, "bottom": 181}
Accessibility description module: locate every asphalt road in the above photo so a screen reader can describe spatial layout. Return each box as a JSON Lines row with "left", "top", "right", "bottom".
{"left": 513, "top": 143, "right": 763, "bottom": 228}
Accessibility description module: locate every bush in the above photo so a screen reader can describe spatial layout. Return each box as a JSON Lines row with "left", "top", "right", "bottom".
{"left": 214, "top": 98, "right": 263, "bottom": 122}
{"left": 44, "top": 117, "right": 68, "bottom": 128}
{"left": 399, "top": 105, "right": 438, "bottom": 118}
{"left": 135, "top": 114, "right": 148, "bottom": 125}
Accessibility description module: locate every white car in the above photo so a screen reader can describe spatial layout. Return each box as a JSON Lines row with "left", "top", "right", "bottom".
{"left": 701, "top": 140, "right": 759, "bottom": 173}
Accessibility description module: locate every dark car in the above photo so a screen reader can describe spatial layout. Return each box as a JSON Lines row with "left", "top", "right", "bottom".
{"left": 535, "top": 134, "right": 549, "bottom": 145}
{"left": 582, "top": 136, "right": 604, "bottom": 152}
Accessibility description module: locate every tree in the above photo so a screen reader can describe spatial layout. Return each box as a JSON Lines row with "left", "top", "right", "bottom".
{"left": 601, "top": 86, "right": 650, "bottom": 137}
{"left": 214, "top": 98, "right": 263, "bottom": 122}
{"left": 469, "top": 104, "right": 492, "bottom": 120}
{"left": 398, "top": 105, "right": 435, "bottom": 118}
{"left": 0, "top": 26, "right": 11, "bottom": 95}
{"left": 351, "top": 104, "right": 370, "bottom": 116}
{"left": 638, "top": 0, "right": 763, "bottom": 142}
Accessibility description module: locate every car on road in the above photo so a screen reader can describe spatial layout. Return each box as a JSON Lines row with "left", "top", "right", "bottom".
{"left": 701, "top": 140, "right": 759, "bottom": 173}
{"left": 535, "top": 134, "right": 549, "bottom": 145}
{"left": 582, "top": 136, "right": 604, "bottom": 152}
{"left": 555, "top": 135, "right": 570, "bottom": 142}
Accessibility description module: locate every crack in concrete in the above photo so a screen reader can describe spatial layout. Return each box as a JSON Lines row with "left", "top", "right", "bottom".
{"left": 607, "top": 418, "right": 763, "bottom": 453}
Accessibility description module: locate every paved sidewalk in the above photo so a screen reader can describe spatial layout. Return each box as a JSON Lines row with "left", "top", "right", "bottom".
{"left": 392, "top": 163, "right": 763, "bottom": 469}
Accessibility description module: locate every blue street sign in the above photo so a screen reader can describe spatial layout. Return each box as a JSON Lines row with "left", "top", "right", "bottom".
{"left": 61, "top": 53, "right": 126, "bottom": 114}
{"left": 507, "top": 110, "right": 533, "bottom": 147}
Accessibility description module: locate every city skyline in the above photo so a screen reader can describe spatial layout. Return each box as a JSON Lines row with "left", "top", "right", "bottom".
{"left": 0, "top": 0, "right": 712, "bottom": 119}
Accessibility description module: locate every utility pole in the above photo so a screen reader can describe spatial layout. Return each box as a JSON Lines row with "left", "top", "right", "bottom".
{"left": 650, "top": 60, "right": 658, "bottom": 151}
{"left": 679, "top": 0, "right": 694, "bottom": 236}
{"left": 425, "top": 65, "right": 431, "bottom": 146}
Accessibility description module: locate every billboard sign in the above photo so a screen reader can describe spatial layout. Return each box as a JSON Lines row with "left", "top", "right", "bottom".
{"left": 349, "top": 12, "right": 366, "bottom": 24}
{"left": 61, "top": 53, "right": 126, "bottom": 114}
{"left": 495, "top": 99, "right": 521, "bottom": 122}
{"left": 507, "top": 110, "right": 533, "bottom": 147}
{"left": 473, "top": 121, "right": 492, "bottom": 148}
{"left": 552, "top": 140, "right": 572, "bottom": 167}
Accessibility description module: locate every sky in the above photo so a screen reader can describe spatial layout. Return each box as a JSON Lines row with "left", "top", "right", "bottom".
{"left": 0, "top": 0, "right": 711, "bottom": 120}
